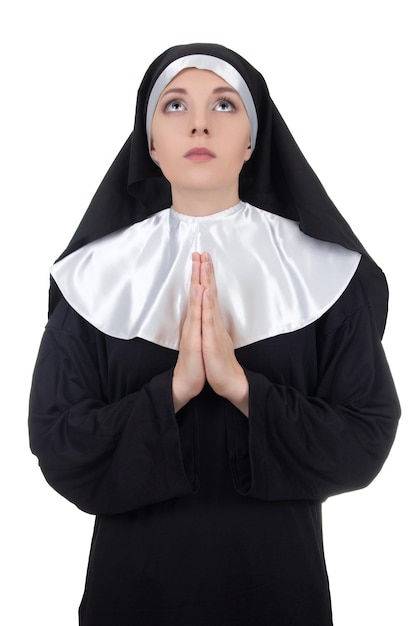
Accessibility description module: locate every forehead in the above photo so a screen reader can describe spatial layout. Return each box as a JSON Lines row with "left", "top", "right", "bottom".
{"left": 160, "top": 68, "right": 235, "bottom": 95}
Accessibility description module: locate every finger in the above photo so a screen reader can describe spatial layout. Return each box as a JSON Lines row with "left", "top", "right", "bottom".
{"left": 187, "top": 283, "right": 203, "bottom": 325}
{"left": 202, "top": 286, "right": 212, "bottom": 311}
{"left": 180, "top": 254, "right": 203, "bottom": 346}
{"left": 191, "top": 252, "right": 201, "bottom": 289}
{"left": 190, "top": 253, "right": 203, "bottom": 316}
{"left": 200, "top": 252, "right": 210, "bottom": 290}
{"left": 200, "top": 252, "right": 215, "bottom": 290}
{"left": 202, "top": 288, "right": 215, "bottom": 339}
{"left": 201, "top": 253, "right": 219, "bottom": 309}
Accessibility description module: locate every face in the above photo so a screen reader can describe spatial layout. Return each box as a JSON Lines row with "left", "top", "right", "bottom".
{"left": 150, "top": 68, "right": 252, "bottom": 199}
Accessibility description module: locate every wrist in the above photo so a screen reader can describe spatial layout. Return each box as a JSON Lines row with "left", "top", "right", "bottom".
{"left": 172, "top": 367, "right": 201, "bottom": 413}
{"left": 172, "top": 374, "right": 191, "bottom": 413}
{"left": 224, "top": 367, "right": 249, "bottom": 417}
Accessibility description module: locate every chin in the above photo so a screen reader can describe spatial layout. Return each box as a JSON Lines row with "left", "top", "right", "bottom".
{"left": 177, "top": 171, "right": 241, "bottom": 191}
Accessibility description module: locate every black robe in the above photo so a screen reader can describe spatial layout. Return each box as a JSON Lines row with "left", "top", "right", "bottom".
{"left": 29, "top": 265, "right": 399, "bottom": 626}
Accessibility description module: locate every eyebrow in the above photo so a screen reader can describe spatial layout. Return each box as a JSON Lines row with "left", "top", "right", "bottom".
{"left": 160, "top": 86, "right": 240, "bottom": 98}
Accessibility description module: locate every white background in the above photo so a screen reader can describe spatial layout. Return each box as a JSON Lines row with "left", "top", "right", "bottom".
{"left": 1, "top": 1, "right": 415, "bottom": 624}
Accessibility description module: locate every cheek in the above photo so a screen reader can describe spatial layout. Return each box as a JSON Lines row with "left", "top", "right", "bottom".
{"left": 232, "top": 121, "right": 251, "bottom": 153}
{"left": 150, "top": 117, "right": 168, "bottom": 155}
{"left": 235, "top": 133, "right": 252, "bottom": 159}
{"left": 150, "top": 131, "right": 171, "bottom": 164}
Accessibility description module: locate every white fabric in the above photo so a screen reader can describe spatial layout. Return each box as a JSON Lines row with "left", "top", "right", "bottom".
{"left": 51, "top": 202, "right": 361, "bottom": 350}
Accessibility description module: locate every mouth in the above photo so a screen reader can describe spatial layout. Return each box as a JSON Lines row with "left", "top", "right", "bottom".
{"left": 184, "top": 147, "right": 216, "bottom": 162}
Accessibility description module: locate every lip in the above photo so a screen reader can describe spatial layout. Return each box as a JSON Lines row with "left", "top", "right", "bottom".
{"left": 184, "top": 147, "right": 216, "bottom": 162}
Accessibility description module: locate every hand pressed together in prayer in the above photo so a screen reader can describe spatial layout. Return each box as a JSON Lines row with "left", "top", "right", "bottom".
{"left": 172, "top": 252, "right": 249, "bottom": 416}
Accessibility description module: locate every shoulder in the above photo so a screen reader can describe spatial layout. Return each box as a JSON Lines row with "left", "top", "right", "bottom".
{"left": 46, "top": 291, "right": 99, "bottom": 344}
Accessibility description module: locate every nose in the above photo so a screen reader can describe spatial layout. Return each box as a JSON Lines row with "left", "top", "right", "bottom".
{"left": 190, "top": 108, "right": 210, "bottom": 136}
{"left": 192, "top": 127, "right": 209, "bottom": 136}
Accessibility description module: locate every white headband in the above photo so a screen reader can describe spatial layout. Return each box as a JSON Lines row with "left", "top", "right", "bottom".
{"left": 146, "top": 54, "right": 258, "bottom": 151}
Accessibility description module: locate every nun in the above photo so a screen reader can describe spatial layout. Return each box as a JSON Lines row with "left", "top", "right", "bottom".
{"left": 29, "top": 43, "right": 400, "bottom": 625}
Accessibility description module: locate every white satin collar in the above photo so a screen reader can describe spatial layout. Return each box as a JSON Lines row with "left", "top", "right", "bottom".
{"left": 51, "top": 202, "right": 361, "bottom": 349}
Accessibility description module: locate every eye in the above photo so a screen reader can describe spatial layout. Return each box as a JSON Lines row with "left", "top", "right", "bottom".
{"left": 164, "top": 99, "right": 186, "bottom": 112}
{"left": 214, "top": 98, "right": 236, "bottom": 112}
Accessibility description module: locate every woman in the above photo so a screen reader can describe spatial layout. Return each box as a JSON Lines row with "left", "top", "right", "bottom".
{"left": 29, "top": 43, "right": 400, "bottom": 625}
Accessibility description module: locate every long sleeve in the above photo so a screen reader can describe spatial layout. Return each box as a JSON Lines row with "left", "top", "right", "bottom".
{"left": 227, "top": 277, "right": 400, "bottom": 502}
{"left": 29, "top": 299, "right": 195, "bottom": 515}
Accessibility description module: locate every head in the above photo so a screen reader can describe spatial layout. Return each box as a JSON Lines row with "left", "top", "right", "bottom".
{"left": 127, "top": 44, "right": 268, "bottom": 205}
{"left": 142, "top": 54, "right": 257, "bottom": 207}
{"left": 148, "top": 67, "right": 252, "bottom": 203}
{"left": 145, "top": 54, "right": 258, "bottom": 154}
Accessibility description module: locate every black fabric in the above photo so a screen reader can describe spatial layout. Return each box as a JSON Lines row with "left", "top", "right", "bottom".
{"left": 29, "top": 272, "right": 399, "bottom": 625}
{"left": 49, "top": 43, "right": 388, "bottom": 337}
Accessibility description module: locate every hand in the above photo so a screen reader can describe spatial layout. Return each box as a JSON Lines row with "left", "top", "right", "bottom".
{"left": 172, "top": 253, "right": 206, "bottom": 412}
{"left": 173, "top": 252, "right": 249, "bottom": 416}
{"left": 200, "top": 252, "right": 249, "bottom": 416}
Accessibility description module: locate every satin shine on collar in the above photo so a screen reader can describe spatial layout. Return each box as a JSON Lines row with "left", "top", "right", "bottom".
{"left": 50, "top": 203, "right": 361, "bottom": 350}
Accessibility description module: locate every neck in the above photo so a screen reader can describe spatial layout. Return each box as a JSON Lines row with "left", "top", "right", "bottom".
{"left": 171, "top": 187, "right": 240, "bottom": 217}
